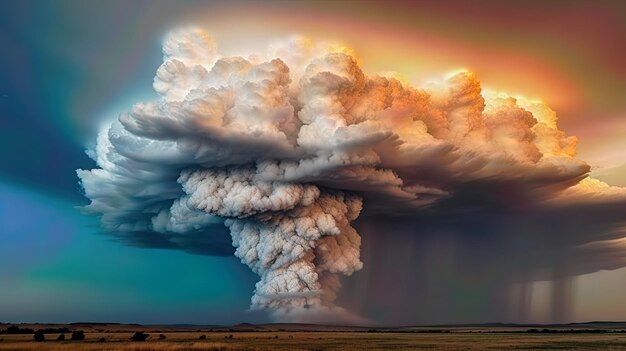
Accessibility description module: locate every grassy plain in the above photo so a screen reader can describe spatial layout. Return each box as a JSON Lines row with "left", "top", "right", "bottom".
{"left": 2, "top": 331, "right": 626, "bottom": 350}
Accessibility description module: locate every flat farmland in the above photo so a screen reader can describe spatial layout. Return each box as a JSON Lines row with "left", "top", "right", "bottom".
{"left": 2, "top": 331, "right": 626, "bottom": 350}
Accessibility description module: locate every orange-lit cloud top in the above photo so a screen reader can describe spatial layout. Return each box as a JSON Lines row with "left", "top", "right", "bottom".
{"left": 182, "top": 1, "right": 624, "bottom": 109}
{"left": 68, "top": 1, "right": 624, "bottom": 180}
{"left": 190, "top": 9, "right": 578, "bottom": 108}
{"left": 173, "top": 0, "right": 625, "bottom": 176}
{"left": 78, "top": 28, "right": 626, "bottom": 323}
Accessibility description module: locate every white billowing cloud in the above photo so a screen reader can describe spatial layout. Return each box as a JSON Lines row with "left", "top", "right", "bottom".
{"left": 553, "top": 177, "right": 626, "bottom": 203}
{"left": 78, "top": 28, "right": 626, "bottom": 322}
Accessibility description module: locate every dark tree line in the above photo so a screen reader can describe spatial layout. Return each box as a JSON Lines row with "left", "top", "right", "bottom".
{"left": 33, "top": 330, "right": 85, "bottom": 342}
{"left": 1, "top": 326, "right": 72, "bottom": 334}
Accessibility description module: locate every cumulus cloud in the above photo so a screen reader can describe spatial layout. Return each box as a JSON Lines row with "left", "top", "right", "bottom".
{"left": 78, "top": 28, "right": 626, "bottom": 323}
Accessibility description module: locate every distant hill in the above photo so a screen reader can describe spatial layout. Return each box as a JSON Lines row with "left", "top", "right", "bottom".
{"left": 2, "top": 321, "right": 626, "bottom": 333}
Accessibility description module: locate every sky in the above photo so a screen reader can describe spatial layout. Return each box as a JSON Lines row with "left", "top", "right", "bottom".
{"left": 0, "top": 0, "right": 625, "bottom": 325}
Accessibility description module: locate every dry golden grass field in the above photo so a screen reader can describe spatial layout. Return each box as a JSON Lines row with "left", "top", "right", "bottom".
{"left": 2, "top": 331, "right": 626, "bottom": 351}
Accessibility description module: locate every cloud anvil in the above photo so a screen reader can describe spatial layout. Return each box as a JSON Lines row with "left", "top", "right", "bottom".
{"left": 78, "top": 28, "right": 626, "bottom": 323}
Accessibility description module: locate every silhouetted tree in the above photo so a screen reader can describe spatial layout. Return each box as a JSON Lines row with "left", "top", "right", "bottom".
{"left": 57, "top": 334, "right": 65, "bottom": 341}
{"left": 71, "top": 331, "right": 85, "bottom": 341}
{"left": 98, "top": 337, "right": 106, "bottom": 343}
{"left": 33, "top": 330, "right": 45, "bottom": 342}
{"left": 199, "top": 334, "right": 206, "bottom": 340}
{"left": 130, "top": 331, "right": 149, "bottom": 341}
{"left": 158, "top": 334, "right": 166, "bottom": 340}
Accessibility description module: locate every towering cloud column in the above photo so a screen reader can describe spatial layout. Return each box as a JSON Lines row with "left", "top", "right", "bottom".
{"left": 173, "top": 167, "right": 363, "bottom": 318}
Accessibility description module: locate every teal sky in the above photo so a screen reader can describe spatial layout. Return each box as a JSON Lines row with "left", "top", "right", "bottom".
{"left": 0, "top": 0, "right": 263, "bottom": 324}
{"left": 0, "top": 182, "right": 262, "bottom": 324}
